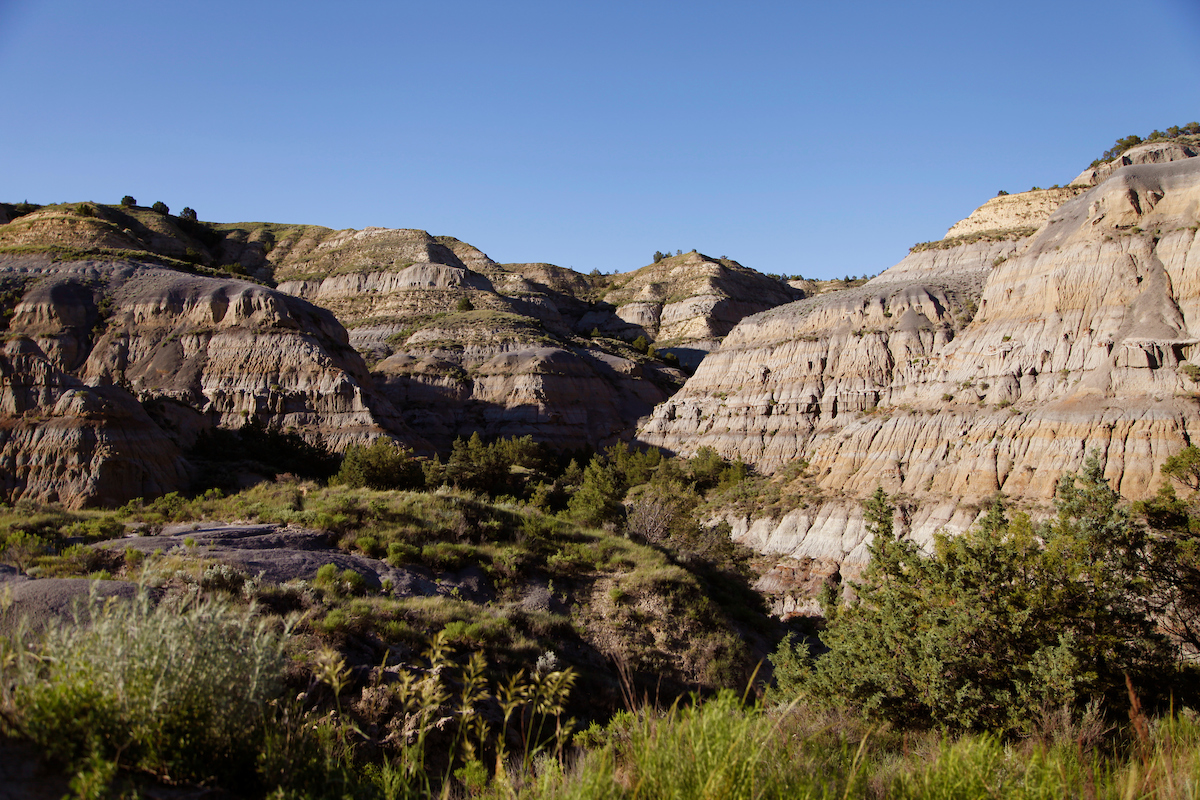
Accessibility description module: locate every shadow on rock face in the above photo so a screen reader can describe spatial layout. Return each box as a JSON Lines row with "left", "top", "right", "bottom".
{"left": 99, "top": 523, "right": 495, "bottom": 602}
{"left": 0, "top": 570, "right": 141, "bottom": 636}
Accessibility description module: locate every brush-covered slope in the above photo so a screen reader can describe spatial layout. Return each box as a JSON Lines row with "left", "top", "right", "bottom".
{"left": 640, "top": 152, "right": 1200, "bottom": 601}
{"left": 0, "top": 253, "right": 412, "bottom": 507}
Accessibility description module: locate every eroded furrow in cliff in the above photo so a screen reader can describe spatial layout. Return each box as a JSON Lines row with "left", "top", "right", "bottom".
{"left": 643, "top": 156, "right": 1200, "bottom": 601}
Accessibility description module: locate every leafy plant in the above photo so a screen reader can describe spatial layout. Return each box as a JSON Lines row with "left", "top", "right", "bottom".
{"left": 336, "top": 438, "right": 424, "bottom": 491}
{"left": 0, "top": 589, "right": 289, "bottom": 785}
{"left": 784, "top": 463, "right": 1174, "bottom": 732}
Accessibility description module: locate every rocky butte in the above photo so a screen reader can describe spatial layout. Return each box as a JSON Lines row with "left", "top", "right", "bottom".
{"left": 639, "top": 138, "right": 1200, "bottom": 613}
{"left": 4, "top": 133, "right": 1198, "bottom": 619}
{"left": 0, "top": 204, "right": 804, "bottom": 505}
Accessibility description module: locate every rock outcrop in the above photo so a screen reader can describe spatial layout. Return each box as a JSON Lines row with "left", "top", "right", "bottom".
{"left": 1072, "top": 138, "right": 1200, "bottom": 188}
{"left": 641, "top": 155, "right": 1200, "bottom": 601}
{"left": 1, "top": 205, "right": 808, "bottom": 465}
{"left": 583, "top": 253, "right": 803, "bottom": 369}
{"left": 270, "top": 231, "right": 685, "bottom": 451}
{"left": 0, "top": 255, "right": 409, "bottom": 507}
{"left": 269, "top": 234, "right": 798, "bottom": 451}
{"left": 944, "top": 187, "right": 1087, "bottom": 239}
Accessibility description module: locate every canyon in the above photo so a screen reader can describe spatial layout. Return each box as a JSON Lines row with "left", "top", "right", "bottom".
{"left": 640, "top": 139, "right": 1200, "bottom": 610}
{"left": 3, "top": 136, "right": 1199, "bottom": 615}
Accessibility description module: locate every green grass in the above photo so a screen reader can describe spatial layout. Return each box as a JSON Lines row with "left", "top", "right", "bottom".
{"left": 1, "top": 589, "right": 289, "bottom": 786}
{"left": 7, "top": 479, "right": 1200, "bottom": 798}
{"left": 909, "top": 227, "right": 1040, "bottom": 253}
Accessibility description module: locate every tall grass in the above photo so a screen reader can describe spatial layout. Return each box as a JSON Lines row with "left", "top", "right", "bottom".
{"left": 517, "top": 699, "right": 1200, "bottom": 800}
{"left": 0, "top": 587, "right": 289, "bottom": 785}
{"left": 6, "top": 588, "right": 1200, "bottom": 799}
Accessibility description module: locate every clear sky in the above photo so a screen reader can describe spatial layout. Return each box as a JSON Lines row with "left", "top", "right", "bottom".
{"left": 2, "top": 0, "right": 1198, "bottom": 279}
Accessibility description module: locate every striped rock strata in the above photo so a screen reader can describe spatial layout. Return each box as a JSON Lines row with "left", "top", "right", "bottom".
{"left": 0, "top": 255, "right": 408, "bottom": 506}
{"left": 273, "top": 233, "right": 795, "bottom": 450}
{"left": 641, "top": 156, "right": 1200, "bottom": 603}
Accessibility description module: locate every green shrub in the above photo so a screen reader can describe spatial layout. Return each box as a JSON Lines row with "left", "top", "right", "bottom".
{"left": 335, "top": 438, "right": 424, "bottom": 491}
{"left": 313, "top": 564, "right": 367, "bottom": 596}
{"left": 386, "top": 541, "right": 420, "bottom": 565}
{"left": 200, "top": 563, "right": 247, "bottom": 594}
{"left": 151, "top": 201, "right": 169, "bottom": 214}
{"left": 421, "top": 542, "right": 476, "bottom": 570}
{"left": 0, "top": 590, "right": 288, "bottom": 785}
{"left": 793, "top": 468, "right": 1172, "bottom": 732}
{"left": 354, "top": 535, "right": 382, "bottom": 557}
{"left": 119, "top": 195, "right": 135, "bottom": 207}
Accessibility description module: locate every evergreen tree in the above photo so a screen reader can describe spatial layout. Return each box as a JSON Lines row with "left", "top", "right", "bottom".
{"left": 335, "top": 439, "right": 423, "bottom": 490}
{"left": 567, "top": 459, "right": 623, "bottom": 527}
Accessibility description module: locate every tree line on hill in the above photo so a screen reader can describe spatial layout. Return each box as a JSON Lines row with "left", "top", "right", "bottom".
{"left": 1090, "top": 121, "right": 1200, "bottom": 167}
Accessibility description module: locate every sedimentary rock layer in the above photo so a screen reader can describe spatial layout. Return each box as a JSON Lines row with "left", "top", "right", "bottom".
{"left": 275, "top": 240, "right": 794, "bottom": 450}
{"left": 641, "top": 156, "right": 1200, "bottom": 593}
{"left": 0, "top": 255, "right": 408, "bottom": 506}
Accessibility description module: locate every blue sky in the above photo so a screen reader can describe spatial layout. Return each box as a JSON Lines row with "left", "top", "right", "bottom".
{"left": 2, "top": 0, "right": 1198, "bottom": 279}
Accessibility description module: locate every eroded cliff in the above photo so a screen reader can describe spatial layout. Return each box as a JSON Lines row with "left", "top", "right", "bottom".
{"left": 0, "top": 255, "right": 410, "bottom": 506}
{"left": 641, "top": 154, "right": 1200, "bottom": 607}
{"left": 268, "top": 233, "right": 799, "bottom": 451}
{"left": 1, "top": 206, "right": 807, "bottom": 456}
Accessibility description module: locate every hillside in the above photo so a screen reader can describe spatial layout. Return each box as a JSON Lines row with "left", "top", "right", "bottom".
{"left": 639, "top": 143, "right": 1200, "bottom": 610}
{"left": 0, "top": 205, "right": 814, "bottom": 503}
{"left": 0, "top": 253, "right": 415, "bottom": 507}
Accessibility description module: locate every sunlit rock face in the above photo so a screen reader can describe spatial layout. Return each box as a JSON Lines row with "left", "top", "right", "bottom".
{"left": 641, "top": 156, "right": 1200, "bottom": 590}
{"left": 0, "top": 255, "right": 410, "bottom": 507}
{"left": 273, "top": 234, "right": 795, "bottom": 451}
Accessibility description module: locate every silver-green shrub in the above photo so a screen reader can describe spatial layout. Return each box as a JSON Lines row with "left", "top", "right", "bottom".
{"left": 0, "top": 587, "right": 289, "bottom": 784}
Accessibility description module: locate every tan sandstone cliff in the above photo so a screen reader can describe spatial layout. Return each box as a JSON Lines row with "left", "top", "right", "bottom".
{"left": 0, "top": 254, "right": 411, "bottom": 506}
{"left": 582, "top": 252, "right": 803, "bottom": 369}
{"left": 266, "top": 230, "right": 799, "bottom": 450}
{"left": 640, "top": 154, "right": 1200, "bottom": 611}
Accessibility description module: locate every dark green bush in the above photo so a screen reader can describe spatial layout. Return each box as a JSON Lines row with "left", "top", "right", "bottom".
{"left": 335, "top": 438, "right": 424, "bottom": 491}
{"left": 386, "top": 541, "right": 420, "bottom": 565}
{"left": 119, "top": 195, "right": 135, "bottom": 207}
{"left": 784, "top": 464, "right": 1175, "bottom": 732}
{"left": 151, "top": 201, "right": 169, "bottom": 214}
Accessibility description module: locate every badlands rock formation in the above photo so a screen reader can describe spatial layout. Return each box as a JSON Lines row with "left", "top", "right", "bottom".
{"left": 0, "top": 205, "right": 805, "bottom": 496}
{"left": 269, "top": 228, "right": 687, "bottom": 450}
{"left": 641, "top": 153, "right": 1200, "bottom": 607}
{"left": 1072, "top": 137, "right": 1200, "bottom": 188}
{"left": 0, "top": 254, "right": 407, "bottom": 507}
{"left": 943, "top": 186, "right": 1086, "bottom": 239}
{"left": 582, "top": 252, "right": 803, "bottom": 369}
{"left": 266, "top": 230, "right": 799, "bottom": 450}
